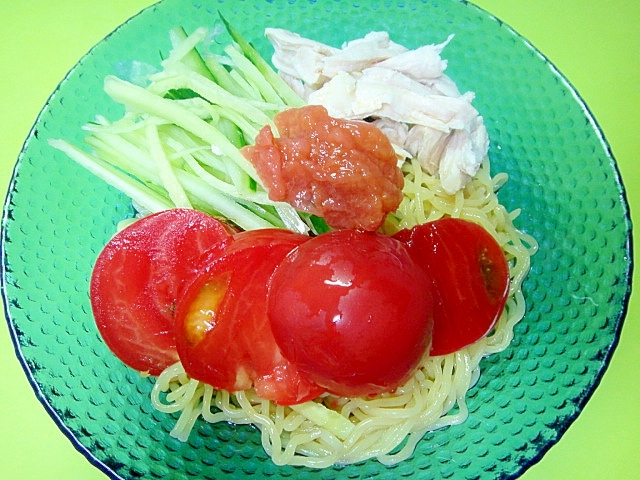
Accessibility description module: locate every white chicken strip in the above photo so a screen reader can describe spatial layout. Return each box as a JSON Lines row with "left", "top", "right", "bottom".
{"left": 321, "top": 31, "right": 407, "bottom": 78}
{"left": 405, "top": 125, "right": 450, "bottom": 175}
{"left": 265, "top": 28, "right": 338, "bottom": 87}
{"left": 372, "top": 118, "right": 409, "bottom": 151}
{"left": 278, "top": 71, "right": 315, "bottom": 100}
{"left": 376, "top": 34, "right": 453, "bottom": 81}
{"left": 438, "top": 115, "right": 489, "bottom": 193}
{"left": 309, "top": 67, "right": 479, "bottom": 133}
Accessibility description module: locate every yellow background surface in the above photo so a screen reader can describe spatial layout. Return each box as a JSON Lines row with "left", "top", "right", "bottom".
{"left": 0, "top": 1, "right": 638, "bottom": 478}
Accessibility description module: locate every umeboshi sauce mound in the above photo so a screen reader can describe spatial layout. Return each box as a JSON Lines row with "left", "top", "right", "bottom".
{"left": 242, "top": 105, "right": 403, "bottom": 231}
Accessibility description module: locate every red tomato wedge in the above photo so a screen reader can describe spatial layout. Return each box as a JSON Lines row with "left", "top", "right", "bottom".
{"left": 394, "top": 218, "right": 510, "bottom": 356}
{"left": 268, "top": 230, "right": 434, "bottom": 398}
{"left": 174, "top": 229, "right": 325, "bottom": 405}
{"left": 90, "top": 209, "right": 234, "bottom": 375}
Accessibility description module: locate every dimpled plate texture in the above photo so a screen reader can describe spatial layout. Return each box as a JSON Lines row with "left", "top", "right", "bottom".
{"left": 1, "top": 0, "right": 632, "bottom": 479}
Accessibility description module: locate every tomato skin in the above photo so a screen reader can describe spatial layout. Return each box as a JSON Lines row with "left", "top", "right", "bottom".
{"left": 149, "top": 211, "right": 236, "bottom": 322}
{"left": 394, "top": 218, "right": 510, "bottom": 356}
{"left": 268, "top": 230, "right": 434, "bottom": 398}
{"left": 174, "top": 229, "right": 325, "bottom": 405}
{"left": 90, "top": 209, "right": 233, "bottom": 375}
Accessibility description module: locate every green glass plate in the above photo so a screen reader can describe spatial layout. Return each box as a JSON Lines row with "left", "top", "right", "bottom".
{"left": 1, "top": 1, "right": 632, "bottom": 479}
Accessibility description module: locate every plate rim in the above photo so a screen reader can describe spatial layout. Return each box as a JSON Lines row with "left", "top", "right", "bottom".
{"left": 1, "top": 1, "right": 634, "bottom": 479}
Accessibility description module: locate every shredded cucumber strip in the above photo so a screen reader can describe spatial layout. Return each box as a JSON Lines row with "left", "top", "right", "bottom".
{"left": 204, "top": 55, "right": 251, "bottom": 98}
{"left": 49, "top": 139, "right": 173, "bottom": 213}
{"left": 146, "top": 123, "right": 193, "bottom": 208}
{"left": 219, "top": 14, "right": 305, "bottom": 108}
{"left": 223, "top": 44, "right": 283, "bottom": 105}
{"left": 166, "top": 26, "right": 215, "bottom": 80}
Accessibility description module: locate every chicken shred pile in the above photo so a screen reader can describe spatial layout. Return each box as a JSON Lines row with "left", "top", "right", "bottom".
{"left": 265, "top": 28, "right": 489, "bottom": 194}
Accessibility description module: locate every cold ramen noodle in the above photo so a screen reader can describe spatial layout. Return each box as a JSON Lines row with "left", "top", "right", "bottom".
{"left": 51, "top": 19, "right": 537, "bottom": 469}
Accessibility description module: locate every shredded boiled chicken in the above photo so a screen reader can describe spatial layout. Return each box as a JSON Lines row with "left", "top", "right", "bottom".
{"left": 265, "top": 28, "right": 489, "bottom": 194}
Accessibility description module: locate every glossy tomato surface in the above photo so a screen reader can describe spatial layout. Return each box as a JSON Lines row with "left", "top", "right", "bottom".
{"left": 149, "top": 211, "right": 236, "bottom": 322}
{"left": 268, "top": 230, "right": 434, "bottom": 398}
{"left": 174, "top": 229, "right": 324, "bottom": 405}
{"left": 90, "top": 209, "right": 233, "bottom": 375}
{"left": 395, "top": 218, "right": 510, "bottom": 356}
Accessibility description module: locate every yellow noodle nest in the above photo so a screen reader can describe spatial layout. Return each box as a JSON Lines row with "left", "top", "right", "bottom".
{"left": 150, "top": 158, "right": 538, "bottom": 468}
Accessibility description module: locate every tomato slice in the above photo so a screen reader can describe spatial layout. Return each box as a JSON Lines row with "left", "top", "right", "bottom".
{"left": 148, "top": 211, "right": 236, "bottom": 322}
{"left": 394, "top": 218, "right": 510, "bottom": 356}
{"left": 174, "top": 229, "right": 325, "bottom": 405}
{"left": 90, "top": 209, "right": 234, "bottom": 375}
{"left": 268, "top": 230, "right": 434, "bottom": 398}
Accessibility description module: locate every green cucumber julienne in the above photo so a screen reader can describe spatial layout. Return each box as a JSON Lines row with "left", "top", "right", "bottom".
{"left": 50, "top": 15, "right": 327, "bottom": 235}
